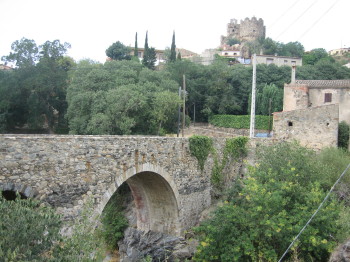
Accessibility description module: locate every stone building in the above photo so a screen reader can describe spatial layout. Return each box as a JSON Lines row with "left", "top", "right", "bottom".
{"left": 283, "top": 80, "right": 350, "bottom": 124}
{"left": 273, "top": 79, "right": 350, "bottom": 149}
{"left": 220, "top": 17, "right": 266, "bottom": 46}
{"left": 255, "top": 55, "right": 302, "bottom": 67}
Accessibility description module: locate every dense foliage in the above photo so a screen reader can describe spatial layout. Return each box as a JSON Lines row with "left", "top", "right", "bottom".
{"left": 0, "top": 194, "right": 61, "bottom": 261}
{"left": 338, "top": 121, "right": 350, "bottom": 150}
{"left": 100, "top": 185, "right": 129, "bottom": 250}
{"left": 0, "top": 194, "right": 105, "bottom": 261}
{"left": 194, "top": 143, "right": 350, "bottom": 261}
{"left": 1, "top": 37, "right": 350, "bottom": 135}
{"left": 0, "top": 38, "right": 74, "bottom": 133}
{"left": 189, "top": 135, "right": 214, "bottom": 171}
{"left": 66, "top": 60, "right": 181, "bottom": 135}
{"left": 209, "top": 115, "right": 271, "bottom": 130}
{"left": 105, "top": 41, "right": 132, "bottom": 61}
{"left": 211, "top": 136, "right": 249, "bottom": 190}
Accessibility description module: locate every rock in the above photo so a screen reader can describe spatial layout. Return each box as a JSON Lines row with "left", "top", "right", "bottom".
{"left": 329, "top": 239, "right": 350, "bottom": 262}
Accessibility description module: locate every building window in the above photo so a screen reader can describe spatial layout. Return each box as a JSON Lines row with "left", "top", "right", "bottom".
{"left": 284, "top": 60, "right": 288, "bottom": 64}
{"left": 288, "top": 121, "right": 293, "bottom": 127}
{"left": 266, "top": 58, "right": 274, "bottom": 65}
{"left": 291, "top": 61, "right": 296, "bottom": 66}
{"left": 224, "top": 52, "right": 228, "bottom": 56}
{"left": 324, "top": 93, "right": 332, "bottom": 103}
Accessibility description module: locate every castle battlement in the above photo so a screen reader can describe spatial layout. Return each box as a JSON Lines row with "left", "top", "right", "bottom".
{"left": 222, "top": 17, "right": 265, "bottom": 45}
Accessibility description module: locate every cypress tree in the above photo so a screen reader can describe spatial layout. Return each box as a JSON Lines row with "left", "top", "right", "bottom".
{"left": 177, "top": 51, "right": 182, "bottom": 60}
{"left": 134, "top": 32, "right": 138, "bottom": 57}
{"left": 170, "top": 31, "right": 176, "bottom": 62}
{"left": 142, "top": 31, "right": 149, "bottom": 67}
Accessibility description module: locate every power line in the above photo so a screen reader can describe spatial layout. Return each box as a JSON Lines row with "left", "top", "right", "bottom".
{"left": 268, "top": 0, "right": 302, "bottom": 29}
{"left": 297, "top": 0, "right": 340, "bottom": 42}
{"left": 278, "top": 162, "right": 350, "bottom": 262}
{"left": 275, "top": 0, "right": 318, "bottom": 41}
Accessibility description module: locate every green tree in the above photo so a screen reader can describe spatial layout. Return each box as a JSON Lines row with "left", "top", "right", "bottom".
{"left": 262, "top": 37, "right": 279, "bottom": 55}
{"left": 194, "top": 143, "right": 349, "bottom": 262}
{"left": 142, "top": 32, "right": 157, "bottom": 70}
{"left": 303, "top": 48, "right": 330, "bottom": 65}
{"left": 170, "top": 31, "right": 176, "bottom": 63}
{"left": 66, "top": 60, "right": 179, "bottom": 135}
{"left": 134, "top": 32, "right": 138, "bottom": 57}
{"left": 106, "top": 41, "right": 131, "bottom": 61}
{"left": 1, "top": 38, "right": 39, "bottom": 67}
{"left": 280, "top": 41, "right": 305, "bottom": 57}
{"left": 256, "top": 83, "right": 283, "bottom": 115}
{"left": 151, "top": 90, "right": 181, "bottom": 135}
{"left": 177, "top": 52, "right": 182, "bottom": 60}
{"left": 338, "top": 121, "right": 349, "bottom": 150}
{"left": 0, "top": 38, "right": 72, "bottom": 133}
{"left": 142, "top": 47, "right": 157, "bottom": 70}
{"left": 226, "top": 38, "right": 240, "bottom": 46}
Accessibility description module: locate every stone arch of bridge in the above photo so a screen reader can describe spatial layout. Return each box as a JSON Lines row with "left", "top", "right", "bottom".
{"left": 98, "top": 163, "right": 181, "bottom": 236}
{"left": 0, "top": 183, "right": 38, "bottom": 200}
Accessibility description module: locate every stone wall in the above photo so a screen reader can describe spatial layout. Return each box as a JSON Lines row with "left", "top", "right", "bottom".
{"left": 183, "top": 124, "right": 268, "bottom": 138}
{"left": 273, "top": 104, "right": 339, "bottom": 149}
{"left": 283, "top": 80, "right": 350, "bottom": 125}
{"left": 0, "top": 134, "right": 276, "bottom": 235}
{"left": 221, "top": 17, "right": 265, "bottom": 45}
{"left": 0, "top": 135, "right": 250, "bottom": 236}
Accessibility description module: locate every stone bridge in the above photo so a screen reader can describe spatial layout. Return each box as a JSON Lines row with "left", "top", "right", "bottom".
{"left": 0, "top": 135, "right": 237, "bottom": 236}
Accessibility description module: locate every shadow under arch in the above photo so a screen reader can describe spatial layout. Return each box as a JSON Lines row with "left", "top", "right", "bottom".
{"left": 98, "top": 164, "right": 181, "bottom": 236}
{"left": 0, "top": 183, "right": 38, "bottom": 200}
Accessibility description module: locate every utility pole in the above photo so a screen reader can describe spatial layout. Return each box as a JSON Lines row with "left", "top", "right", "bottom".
{"left": 177, "top": 86, "right": 181, "bottom": 137}
{"left": 182, "top": 74, "right": 186, "bottom": 137}
{"left": 193, "top": 103, "right": 196, "bottom": 127}
{"left": 268, "top": 98, "right": 272, "bottom": 136}
{"left": 249, "top": 54, "right": 256, "bottom": 138}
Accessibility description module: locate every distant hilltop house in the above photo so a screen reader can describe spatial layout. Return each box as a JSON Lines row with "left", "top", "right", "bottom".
{"left": 329, "top": 48, "right": 350, "bottom": 56}
{"left": 130, "top": 48, "right": 166, "bottom": 65}
{"left": 273, "top": 78, "right": 350, "bottom": 149}
{"left": 129, "top": 47, "right": 198, "bottom": 65}
{"left": 255, "top": 55, "right": 302, "bottom": 67}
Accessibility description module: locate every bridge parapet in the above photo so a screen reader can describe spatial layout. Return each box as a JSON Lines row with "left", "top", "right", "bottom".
{"left": 0, "top": 134, "right": 272, "bottom": 235}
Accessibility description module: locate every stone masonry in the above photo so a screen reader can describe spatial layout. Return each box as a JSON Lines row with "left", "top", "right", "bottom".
{"left": 0, "top": 135, "right": 274, "bottom": 236}
{"left": 0, "top": 135, "right": 239, "bottom": 236}
{"left": 273, "top": 104, "right": 339, "bottom": 149}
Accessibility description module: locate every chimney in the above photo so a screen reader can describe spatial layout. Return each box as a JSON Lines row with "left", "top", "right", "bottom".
{"left": 291, "top": 65, "right": 296, "bottom": 84}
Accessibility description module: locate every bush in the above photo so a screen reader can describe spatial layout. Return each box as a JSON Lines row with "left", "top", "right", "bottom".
{"left": 194, "top": 142, "right": 350, "bottom": 261}
{"left": 51, "top": 198, "right": 105, "bottom": 261}
{"left": 189, "top": 135, "right": 214, "bottom": 171}
{"left": 0, "top": 193, "right": 62, "bottom": 261}
{"left": 338, "top": 121, "right": 349, "bottom": 149}
{"left": 99, "top": 186, "right": 129, "bottom": 250}
{"left": 209, "top": 114, "right": 271, "bottom": 130}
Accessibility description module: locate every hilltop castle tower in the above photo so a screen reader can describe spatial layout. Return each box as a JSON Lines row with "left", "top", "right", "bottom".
{"left": 221, "top": 17, "right": 266, "bottom": 46}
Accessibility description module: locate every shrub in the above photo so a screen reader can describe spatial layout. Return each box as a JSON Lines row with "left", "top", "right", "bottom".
{"left": 99, "top": 186, "right": 129, "bottom": 250}
{"left": 209, "top": 114, "right": 270, "bottom": 130}
{"left": 194, "top": 142, "right": 350, "bottom": 261}
{"left": 338, "top": 121, "right": 349, "bottom": 149}
{"left": 0, "top": 193, "right": 62, "bottom": 261}
{"left": 211, "top": 136, "right": 249, "bottom": 190}
{"left": 189, "top": 135, "right": 213, "bottom": 171}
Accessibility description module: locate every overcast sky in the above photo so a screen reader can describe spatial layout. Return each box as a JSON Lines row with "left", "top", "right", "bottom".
{"left": 1, "top": 0, "right": 349, "bottom": 63}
